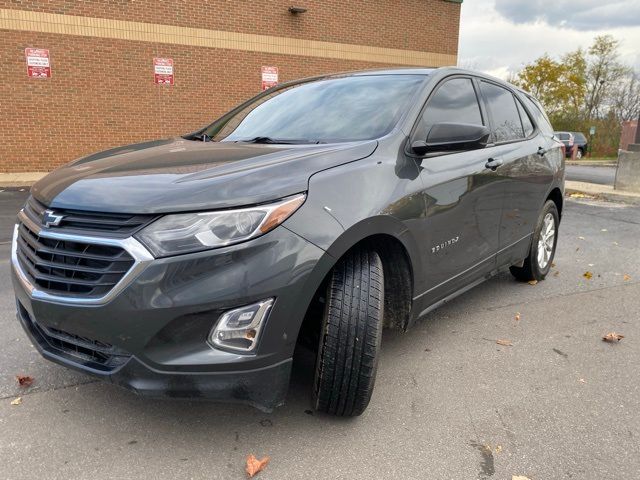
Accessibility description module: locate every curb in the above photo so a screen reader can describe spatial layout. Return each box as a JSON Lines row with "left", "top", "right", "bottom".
{"left": 566, "top": 161, "right": 617, "bottom": 167}
{"left": 566, "top": 185, "right": 640, "bottom": 206}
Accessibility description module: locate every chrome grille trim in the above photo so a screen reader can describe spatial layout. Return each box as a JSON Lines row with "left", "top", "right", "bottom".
{"left": 12, "top": 210, "right": 154, "bottom": 305}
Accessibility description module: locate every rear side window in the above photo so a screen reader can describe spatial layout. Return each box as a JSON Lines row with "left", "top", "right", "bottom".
{"left": 415, "top": 77, "right": 483, "bottom": 140}
{"left": 557, "top": 133, "right": 569, "bottom": 140}
{"left": 516, "top": 100, "right": 535, "bottom": 137}
{"left": 522, "top": 94, "right": 554, "bottom": 135}
{"left": 480, "top": 81, "right": 524, "bottom": 142}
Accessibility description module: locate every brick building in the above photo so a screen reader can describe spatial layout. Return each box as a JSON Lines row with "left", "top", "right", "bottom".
{"left": 0, "top": 1, "right": 462, "bottom": 173}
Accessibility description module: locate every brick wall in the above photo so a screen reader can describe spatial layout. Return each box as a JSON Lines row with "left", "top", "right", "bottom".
{"left": 0, "top": 1, "right": 460, "bottom": 172}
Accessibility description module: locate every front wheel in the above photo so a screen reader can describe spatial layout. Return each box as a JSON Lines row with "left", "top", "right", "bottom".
{"left": 313, "top": 248, "right": 384, "bottom": 416}
{"left": 510, "top": 200, "right": 559, "bottom": 282}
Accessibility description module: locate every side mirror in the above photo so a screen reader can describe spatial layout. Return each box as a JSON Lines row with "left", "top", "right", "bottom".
{"left": 411, "top": 123, "right": 490, "bottom": 155}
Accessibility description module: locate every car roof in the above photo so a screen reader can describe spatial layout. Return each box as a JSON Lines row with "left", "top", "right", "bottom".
{"left": 280, "top": 67, "right": 535, "bottom": 101}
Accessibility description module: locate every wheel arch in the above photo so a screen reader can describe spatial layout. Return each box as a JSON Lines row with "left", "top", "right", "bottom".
{"left": 295, "top": 216, "right": 420, "bottom": 351}
{"left": 546, "top": 186, "right": 564, "bottom": 218}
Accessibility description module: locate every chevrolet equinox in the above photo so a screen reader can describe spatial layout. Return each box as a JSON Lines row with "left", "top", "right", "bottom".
{"left": 12, "top": 68, "right": 564, "bottom": 416}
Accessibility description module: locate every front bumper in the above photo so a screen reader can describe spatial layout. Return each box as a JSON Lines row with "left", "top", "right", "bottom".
{"left": 12, "top": 223, "right": 328, "bottom": 411}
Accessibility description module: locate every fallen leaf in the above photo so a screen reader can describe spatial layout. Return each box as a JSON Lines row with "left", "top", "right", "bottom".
{"left": 495, "top": 445, "right": 503, "bottom": 453}
{"left": 527, "top": 280, "right": 538, "bottom": 285}
{"left": 10, "top": 397, "right": 22, "bottom": 406}
{"left": 569, "top": 192, "right": 592, "bottom": 199}
{"left": 496, "top": 339, "right": 513, "bottom": 346}
{"left": 624, "top": 274, "right": 631, "bottom": 281}
{"left": 16, "top": 375, "right": 33, "bottom": 387}
{"left": 551, "top": 262, "right": 556, "bottom": 268}
{"left": 553, "top": 271, "right": 560, "bottom": 277}
{"left": 246, "top": 454, "right": 270, "bottom": 478}
{"left": 602, "top": 332, "right": 624, "bottom": 343}
{"left": 515, "top": 312, "right": 521, "bottom": 321}
{"left": 512, "top": 476, "right": 531, "bottom": 480}
{"left": 583, "top": 271, "right": 593, "bottom": 280}
{"left": 578, "top": 378, "right": 586, "bottom": 384}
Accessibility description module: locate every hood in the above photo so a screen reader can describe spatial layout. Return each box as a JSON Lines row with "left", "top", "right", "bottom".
{"left": 32, "top": 138, "right": 378, "bottom": 213}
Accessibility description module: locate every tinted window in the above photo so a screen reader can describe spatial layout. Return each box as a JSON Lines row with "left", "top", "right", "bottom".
{"left": 523, "top": 94, "right": 554, "bottom": 135}
{"left": 204, "top": 75, "right": 426, "bottom": 143}
{"left": 480, "top": 82, "right": 524, "bottom": 142}
{"left": 516, "top": 100, "right": 534, "bottom": 137}
{"left": 573, "top": 133, "right": 587, "bottom": 142}
{"left": 415, "top": 78, "right": 483, "bottom": 140}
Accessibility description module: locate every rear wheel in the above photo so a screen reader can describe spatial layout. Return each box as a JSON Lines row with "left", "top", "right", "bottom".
{"left": 510, "top": 200, "right": 559, "bottom": 282}
{"left": 313, "top": 248, "right": 384, "bottom": 416}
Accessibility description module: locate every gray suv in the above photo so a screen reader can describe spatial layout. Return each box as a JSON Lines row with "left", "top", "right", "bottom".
{"left": 11, "top": 68, "right": 564, "bottom": 416}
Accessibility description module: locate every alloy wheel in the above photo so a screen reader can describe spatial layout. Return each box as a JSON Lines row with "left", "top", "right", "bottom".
{"left": 537, "top": 212, "right": 555, "bottom": 269}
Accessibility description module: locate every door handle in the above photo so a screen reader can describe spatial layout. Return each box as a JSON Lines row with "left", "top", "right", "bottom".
{"left": 485, "top": 158, "right": 503, "bottom": 171}
{"left": 537, "top": 147, "right": 547, "bottom": 157}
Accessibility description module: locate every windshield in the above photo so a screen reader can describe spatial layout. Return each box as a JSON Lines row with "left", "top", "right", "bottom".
{"left": 202, "top": 75, "right": 427, "bottom": 144}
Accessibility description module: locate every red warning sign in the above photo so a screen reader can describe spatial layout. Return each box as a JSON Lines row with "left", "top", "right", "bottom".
{"left": 261, "top": 66, "right": 278, "bottom": 91}
{"left": 25, "top": 48, "right": 51, "bottom": 78}
{"left": 154, "top": 58, "right": 174, "bottom": 85}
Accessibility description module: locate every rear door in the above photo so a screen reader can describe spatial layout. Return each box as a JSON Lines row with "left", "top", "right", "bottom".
{"left": 476, "top": 80, "right": 558, "bottom": 267}
{"left": 411, "top": 76, "right": 503, "bottom": 310}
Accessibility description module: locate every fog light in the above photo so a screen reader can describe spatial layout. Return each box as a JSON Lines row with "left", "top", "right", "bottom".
{"left": 210, "top": 299, "right": 274, "bottom": 352}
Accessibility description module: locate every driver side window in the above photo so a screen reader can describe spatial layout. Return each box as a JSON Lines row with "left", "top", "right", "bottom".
{"left": 414, "top": 78, "right": 484, "bottom": 142}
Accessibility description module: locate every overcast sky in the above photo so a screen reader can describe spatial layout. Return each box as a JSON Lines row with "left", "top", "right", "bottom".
{"left": 458, "top": 0, "right": 640, "bottom": 79}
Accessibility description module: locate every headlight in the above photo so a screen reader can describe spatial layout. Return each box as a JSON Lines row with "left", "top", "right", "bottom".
{"left": 136, "top": 193, "right": 306, "bottom": 257}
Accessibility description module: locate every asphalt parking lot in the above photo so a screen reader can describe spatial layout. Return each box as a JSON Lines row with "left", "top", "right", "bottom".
{"left": 1, "top": 190, "right": 639, "bottom": 480}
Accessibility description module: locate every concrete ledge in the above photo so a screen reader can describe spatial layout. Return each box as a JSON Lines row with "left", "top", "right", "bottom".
{"left": 566, "top": 180, "right": 640, "bottom": 205}
{"left": 0, "top": 172, "right": 46, "bottom": 187}
{"left": 615, "top": 149, "right": 640, "bottom": 192}
{"left": 566, "top": 160, "right": 617, "bottom": 167}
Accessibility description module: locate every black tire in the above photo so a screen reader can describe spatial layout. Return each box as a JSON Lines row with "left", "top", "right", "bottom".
{"left": 510, "top": 200, "right": 559, "bottom": 282}
{"left": 313, "top": 248, "right": 384, "bottom": 416}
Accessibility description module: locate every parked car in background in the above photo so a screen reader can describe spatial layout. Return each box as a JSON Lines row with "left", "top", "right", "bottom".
{"left": 571, "top": 132, "right": 588, "bottom": 158}
{"left": 11, "top": 68, "right": 565, "bottom": 416}
{"left": 555, "top": 131, "right": 588, "bottom": 159}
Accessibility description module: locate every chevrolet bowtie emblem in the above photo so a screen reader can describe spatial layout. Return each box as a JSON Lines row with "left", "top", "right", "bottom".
{"left": 43, "top": 209, "right": 64, "bottom": 228}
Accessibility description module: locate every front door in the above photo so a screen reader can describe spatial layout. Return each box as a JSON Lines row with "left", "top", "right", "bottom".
{"left": 410, "top": 76, "right": 504, "bottom": 312}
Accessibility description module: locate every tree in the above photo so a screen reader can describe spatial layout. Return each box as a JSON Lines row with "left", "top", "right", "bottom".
{"left": 512, "top": 54, "right": 586, "bottom": 120}
{"left": 583, "top": 35, "right": 630, "bottom": 119}
{"left": 511, "top": 35, "right": 640, "bottom": 156}
{"left": 609, "top": 71, "right": 640, "bottom": 123}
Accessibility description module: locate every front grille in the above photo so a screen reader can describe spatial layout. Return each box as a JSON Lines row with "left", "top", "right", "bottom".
{"left": 18, "top": 303, "right": 130, "bottom": 371}
{"left": 16, "top": 221, "right": 135, "bottom": 298}
{"left": 24, "top": 196, "right": 156, "bottom": 237}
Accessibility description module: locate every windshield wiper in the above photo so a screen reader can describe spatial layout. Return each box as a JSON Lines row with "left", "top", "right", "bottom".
{"left": 237, "top": 136, "right": 318, "bottom": 145}
{"left": 185, "top": 133, "right": 212, "bottom": 142}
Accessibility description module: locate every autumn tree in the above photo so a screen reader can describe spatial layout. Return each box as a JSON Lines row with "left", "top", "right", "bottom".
{"left": 512, "top": 53, "right": 586, "bottom": 120}
{"left": 512, "top": 35, "right": 639, "bottom": 156}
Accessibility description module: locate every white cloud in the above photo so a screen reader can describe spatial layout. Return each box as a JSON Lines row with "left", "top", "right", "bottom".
{"left": 494, "top": 0, "right": 640, "bottom": 30}
{"left": 458, "top": 0, "right": 640, "bottom": 79}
